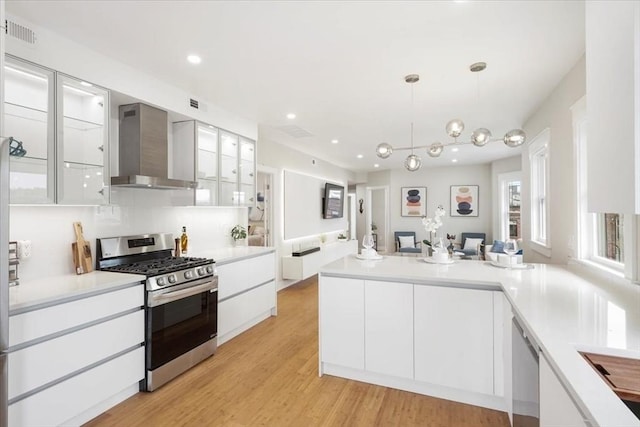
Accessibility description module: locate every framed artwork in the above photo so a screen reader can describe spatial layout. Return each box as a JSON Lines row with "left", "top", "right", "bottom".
{"left": 450, "top": 185, "right": 479, "bottom": 217}
{"left": 401, "top": 187, "right": 426, "bottom": 217}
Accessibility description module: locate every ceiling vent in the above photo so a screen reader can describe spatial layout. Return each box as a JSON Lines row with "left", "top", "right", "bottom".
{"left": 189, "top": 98, "right": 199, "bottom": 109}
{"left": 5, "top": 19, "right": 37, "bottom": 44}
{"left": 276, "top": 125, "right": 313, "bottom": 138}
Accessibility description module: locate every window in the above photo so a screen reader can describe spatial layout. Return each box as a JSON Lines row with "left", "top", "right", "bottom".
{"left": 529, "top": 129, "right": 550, "bottom": 251}
{"left": 498, "top": 172, "right": 521, "bottom": 241}
{"left": 573, "top": 96, "right": 624, "bottom": 272}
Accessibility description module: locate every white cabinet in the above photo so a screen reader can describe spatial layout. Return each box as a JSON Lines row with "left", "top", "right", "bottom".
{"left": 539, "top": 353, "right": 589, "bottom": 427}
{"left": 586, "top": 1, "right": 640, "bottom": 213}
{"left": 3, "top": 56, "right": 110, "bottom": 205}
{"left": 282, "top": 240, "right": 358, "bottom": 280}
{"left": 219, "top": 131, "right": 256, "bottom": 206}
{"left": 414, "top": 285, "right": 494, "bottom": 395}
{"left": 365, "top": 280, "right": 413, "bottom": 379}
{"left": 8, "top": 282, "right": 144, "bottom": 427}
{"left": 319, "top": 276, "right": 364, "bottom": 369}
{"left": 216, "top": 251, "right": 277, "bottom": 344}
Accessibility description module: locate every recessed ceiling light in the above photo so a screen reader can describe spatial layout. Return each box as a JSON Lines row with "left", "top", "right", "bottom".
{"left": 80, "top": 81, "right": 93, "bottom": 87}
{"left": 451, "top": 147, "right": 459, "bottom": 152}
{"left": 374, "top": 164, "right": 380, "bottom": 168}
{"left": 187, "top": 54, "right": 202, "bottom": 64}
{"left": 331, "top": 139, "right": 339, "bottom": 144}
{"left": 357, "top": 154, "right": 364, "bottom": 159}
{"left": 452, "top": 159, "right": 458, "bottom": 163}
{"left": 286, "top": 113, "right": 296, "bottom": 119}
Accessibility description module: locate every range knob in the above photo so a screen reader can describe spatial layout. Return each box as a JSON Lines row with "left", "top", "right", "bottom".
{"left": 196, "top": 267, "right": 205, "bottom": 276}
{"left": 206, "top": 265, "right": 214, "bottom": 274}
{"left": 184, "top": 270, "right": 194, "bottom": 280}
{"left": 156, "top": 277, "right": 167, "bottom": 286}
{"left": 168, "top": 274, "right": 177, "bottom": 284}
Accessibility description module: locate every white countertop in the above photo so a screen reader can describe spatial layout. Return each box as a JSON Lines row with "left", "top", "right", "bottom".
{"left": 9, "top": 271, "right": 145, "bottom": 315}
{"left": 320, "top": 255, "right": 640, "bottom": 427}
{"left": 192, "top": 246, "right": 275, "bottom": 265}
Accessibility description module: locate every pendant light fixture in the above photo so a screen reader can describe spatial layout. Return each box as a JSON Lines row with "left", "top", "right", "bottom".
{"left": 375, "top": 63, "right": 527, "bottom": 171}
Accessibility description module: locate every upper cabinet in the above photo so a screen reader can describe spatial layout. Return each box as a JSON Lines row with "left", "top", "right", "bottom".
{"left": 57, "top": 74, "right": 109, "bottom": 204}
{"left": 586, "top": 2, "right": 640, "bottom": 214}
{"left": 173, "top": 121, "right": 255, "bottom": 207}
{"left": 3, "top": 56, "right": 110, "bottom": 205}
{"left": 4, "top": 56, "right": 55, "bottom": 204}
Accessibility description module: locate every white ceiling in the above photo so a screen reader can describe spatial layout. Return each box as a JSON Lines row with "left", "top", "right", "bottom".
{"left": 6, "top": 0, "right": 585, "bottom": 173}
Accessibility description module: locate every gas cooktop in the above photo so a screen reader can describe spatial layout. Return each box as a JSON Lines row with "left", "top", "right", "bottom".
{"left": 102, "top": 256, "right": 211, "bottom": 276}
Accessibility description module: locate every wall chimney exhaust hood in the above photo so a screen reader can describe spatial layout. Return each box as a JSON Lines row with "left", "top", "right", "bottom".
{"left": 111, "top": 103, "right": 198, "bottom": 190}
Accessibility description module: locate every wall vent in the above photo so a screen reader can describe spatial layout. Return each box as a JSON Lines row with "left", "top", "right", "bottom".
{"left": 5, "top": 19, "right": 37, "bottom": 44}
{"left": 189, "top": 98, "right": 199, "bottom": 109}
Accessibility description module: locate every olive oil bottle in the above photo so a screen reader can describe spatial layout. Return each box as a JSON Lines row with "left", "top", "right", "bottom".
{"left": 180, "top": 226, "right": 188, "bottom": 255}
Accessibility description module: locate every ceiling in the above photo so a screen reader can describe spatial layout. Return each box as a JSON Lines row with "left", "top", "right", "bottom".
{"left": 6, "top": 0, "right": 585, "bottom": 173}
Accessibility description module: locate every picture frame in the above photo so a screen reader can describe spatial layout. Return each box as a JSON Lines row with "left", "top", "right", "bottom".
{"left": 450, "top": 185, "right": 479, "bottom": 217}
{"left": 400, "top": 187, "right": 426, "bottom": 217}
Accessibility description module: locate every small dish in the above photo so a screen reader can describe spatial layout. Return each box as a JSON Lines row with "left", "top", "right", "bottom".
{"left": 421, "top": 257, "right": 455, "bottom": 265}
{"left": 489, "top": 261, "right": 534, "bottom": 270}
{"left": 356, "top": 254, "right": 383, "bottom": 260}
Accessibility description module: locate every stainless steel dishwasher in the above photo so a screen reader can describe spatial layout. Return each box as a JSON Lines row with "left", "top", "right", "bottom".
{"left": 512, "top": 316, "right": 540, "bottom": 427}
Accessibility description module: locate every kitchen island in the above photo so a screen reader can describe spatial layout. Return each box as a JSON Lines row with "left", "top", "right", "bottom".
{"left": 318, "top": 255, "right": 640, "bottom": 427}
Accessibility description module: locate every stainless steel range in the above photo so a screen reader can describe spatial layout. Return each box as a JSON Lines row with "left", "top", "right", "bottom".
{"left": 96, "top": 233, "right": 217, "bottom": 391}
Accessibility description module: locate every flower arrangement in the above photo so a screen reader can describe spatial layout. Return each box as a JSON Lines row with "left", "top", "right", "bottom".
{"left": 421, "top": 205, "right": 445, "bottom": 248}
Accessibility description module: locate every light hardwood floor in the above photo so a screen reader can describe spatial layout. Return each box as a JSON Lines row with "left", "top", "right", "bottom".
{"left": 86, "top": 276, "right": 509, "bottom": 427}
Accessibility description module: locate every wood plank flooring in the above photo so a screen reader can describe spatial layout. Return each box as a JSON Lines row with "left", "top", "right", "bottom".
{"left": 85, "top": 276, "right": 509, "bottom": 427}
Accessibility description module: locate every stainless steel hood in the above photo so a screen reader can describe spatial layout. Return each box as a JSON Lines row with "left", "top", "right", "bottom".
{"left": 111, "top": 103, "right": 197, "bottom": 190}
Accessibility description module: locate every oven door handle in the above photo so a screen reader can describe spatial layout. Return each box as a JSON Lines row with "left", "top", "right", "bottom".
{"left": 148, "top": 279, "right": 217, "bottom": 307}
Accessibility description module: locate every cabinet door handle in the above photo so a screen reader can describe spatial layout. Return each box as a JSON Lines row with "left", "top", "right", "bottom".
{"left": 98, "top": 189, "right": 105, "bottom": 195}
{"left": 249, "top": 173, "right": 254, "bottom": 177}
{"left": 232, "top": 169, "right": 236, "bottom": 174}
{"left": 98, "top": 145, "right": 104, "bottom": 152}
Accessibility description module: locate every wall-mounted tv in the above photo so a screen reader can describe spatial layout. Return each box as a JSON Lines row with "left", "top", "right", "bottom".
{"left": 323, "top": 183, "right": 344, "bottom": 219}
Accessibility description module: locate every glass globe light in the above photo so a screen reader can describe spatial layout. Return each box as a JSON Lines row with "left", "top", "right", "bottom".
{"left": 446, "top": 119, "right": 465, "bottom": 138}
{"left": 471, "top": 128, "right": 492, "bottom": 147}
{"left": 427, "top": 142, "right": 443, "bottom": 157}
{"left": 376, "top": 142, "right": 394, "bottom": 159}
{"left": 404, "top": 154, "right": 421, "bottom": 171}
{"left": 503, "top": 129, "right": 526, "bottom": 147}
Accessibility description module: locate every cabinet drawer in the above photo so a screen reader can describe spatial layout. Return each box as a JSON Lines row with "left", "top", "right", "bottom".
{"left": 9, "top": 310, "right": 144, "bottom": 400}
{"left": 218, "top": 281, "right": 275, "bottom": 338}
{"left": 10, "top": 284, "right": 143, "bottom": 347}
{"left": 8, "top": 346, "right": 144, "bottom": 427}
{"left": 217, "top": 254, "right": 275, "bottom": 299}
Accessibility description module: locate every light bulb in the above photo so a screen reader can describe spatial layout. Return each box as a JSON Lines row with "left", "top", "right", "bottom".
{"left": 471, "top": 128, "right": 492, "bottom": 146}
{"left": 446, "top": 119, "right": 465, "bottom": 138}
{"left": 504, "top": 129, "right": 526, "bottom": 147}
{"left": 376, "top": 142, "right": 393, "bottom": 159}
{"left": 405, "top": 154, "right": 421, "bottom": 171}
{"left": 427, "top": 142, "right": 443, "bottom": 157}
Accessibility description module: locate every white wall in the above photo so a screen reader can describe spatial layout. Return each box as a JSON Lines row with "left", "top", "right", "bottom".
{"left": 521, "top": 56, "right": 585, "bottom": 264}
{"left": 10, "top": 192, "right": 246, "bottom": 282}
{"left": 257, "top": 137, "right": 357, "bottom": 288}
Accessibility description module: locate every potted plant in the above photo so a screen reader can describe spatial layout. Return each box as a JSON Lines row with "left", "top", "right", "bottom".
{"left": 231, "top": 225, "right": 247, "bottom": 246}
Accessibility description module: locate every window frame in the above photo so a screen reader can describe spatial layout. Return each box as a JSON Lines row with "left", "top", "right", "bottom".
{"left": 497, "top": 171, "right": 521, "bottom": 242}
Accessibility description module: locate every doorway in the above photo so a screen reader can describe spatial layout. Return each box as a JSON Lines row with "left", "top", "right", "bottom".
{"left": 365, "top": 186, "right": 389, "bottom": 253}
{"left": 248, "top": 171, "right": 273, "bottom": 246}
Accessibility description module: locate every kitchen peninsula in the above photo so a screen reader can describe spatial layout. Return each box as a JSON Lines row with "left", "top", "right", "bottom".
{"left": 318, "top": 256, "right": 640, "bottom": 427}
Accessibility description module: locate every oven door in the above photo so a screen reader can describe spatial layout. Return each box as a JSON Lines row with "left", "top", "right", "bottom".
{"left": 146, "top": 276, "right": 218, "bottom": 371}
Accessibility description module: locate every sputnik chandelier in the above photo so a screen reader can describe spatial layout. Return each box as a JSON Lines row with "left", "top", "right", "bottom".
{"left": 375, "top": 62, "right": 527, "bottom": 172}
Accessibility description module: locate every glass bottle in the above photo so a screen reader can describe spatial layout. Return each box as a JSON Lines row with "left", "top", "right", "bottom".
{"left": 180, "top": 226, "right": 188, "bottom": 255}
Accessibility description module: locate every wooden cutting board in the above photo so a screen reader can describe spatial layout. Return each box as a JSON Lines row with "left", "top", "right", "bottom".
{"left": 72, "top": 221, "right": 93, "bottom": 274}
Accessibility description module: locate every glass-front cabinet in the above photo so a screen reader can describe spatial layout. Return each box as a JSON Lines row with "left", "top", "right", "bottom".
{"left": 173, "top": 121, "right": 255, "bottom": 207}
{"left": 195, "top": 124, "right": 218, "bottom": 205}
{"left": 57, "top": 74, "right": 109, "bottom": 204}
{"left": 3, "top": 55, "right": 109, "bottom": 204}
{"left": 4, "top": 56, "right": 55, "bottom": 203}
{"left": 219, "top": 130, "right": 239, "bottom": 206}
